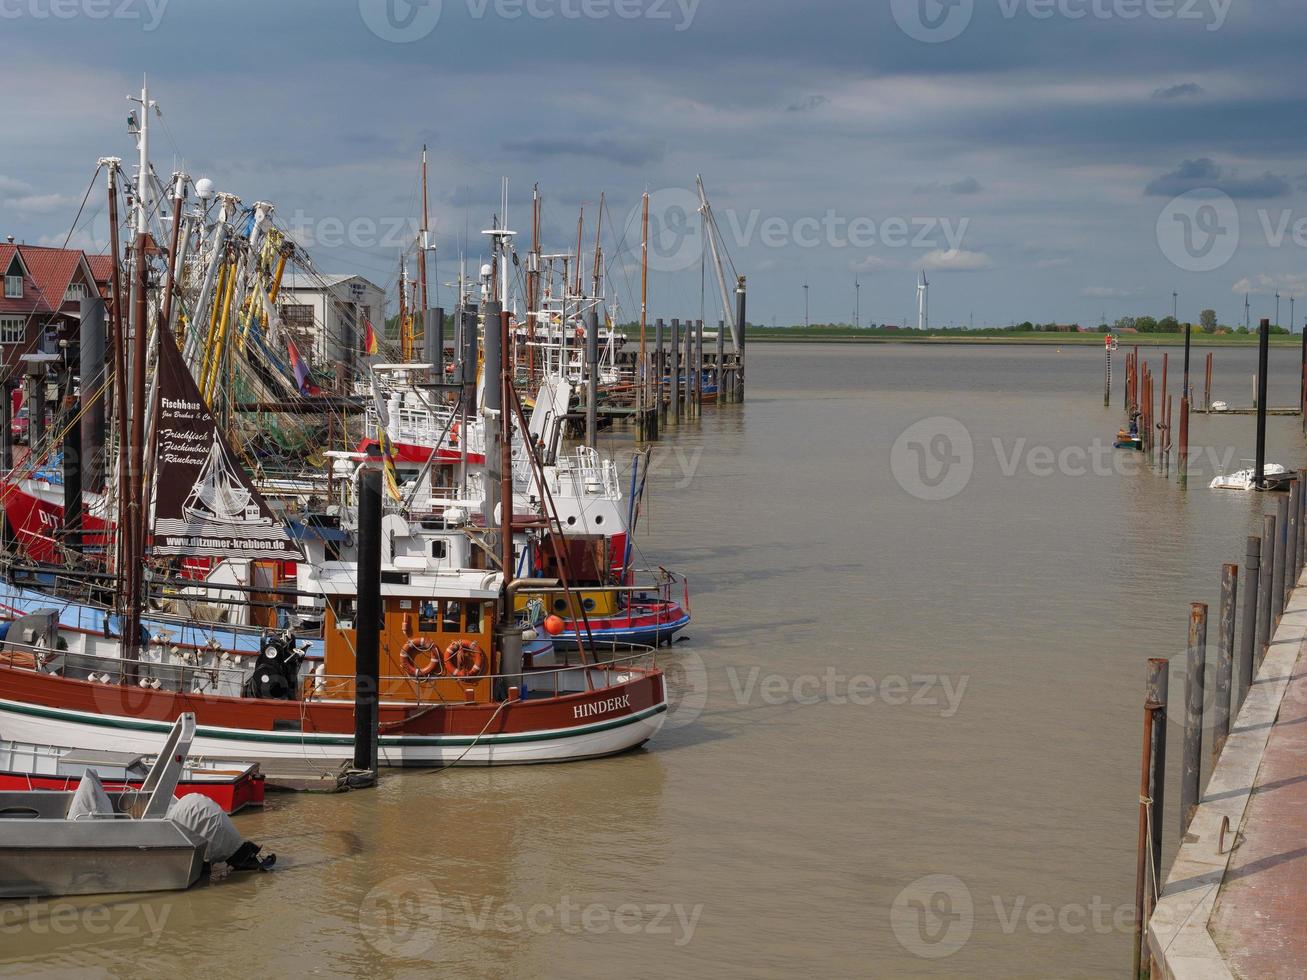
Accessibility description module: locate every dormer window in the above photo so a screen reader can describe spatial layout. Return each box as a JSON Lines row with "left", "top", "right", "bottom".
{"left": 3, "top": 275, "right": 21, "bottom": 300}
{"left": 65, "top": 282, "right": 87, "bottom": 303}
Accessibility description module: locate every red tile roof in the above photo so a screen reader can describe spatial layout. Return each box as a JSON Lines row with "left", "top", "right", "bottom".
{"left": 0, "top": 244, "right": 53, "bottom": 317}
{"left": 14, "top": 244, "right": 90, "bottom": 313}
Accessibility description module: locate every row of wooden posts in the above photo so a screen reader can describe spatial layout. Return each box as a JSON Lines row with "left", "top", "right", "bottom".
{"left": 1122, "top": 347, "right": 1199, "bottom": 486}
{"left": 1131, "top": 472, "right": 1307, "bottom": 977}
{"left": 632, "top": 317, "right": 746, "bottom": 443}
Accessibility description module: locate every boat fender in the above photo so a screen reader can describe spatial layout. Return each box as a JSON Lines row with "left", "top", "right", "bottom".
{"left": 444, "top": 639, "right": 486, "bottom": 677}
{"left": 400, "top": 638, "right": 442, "bottom": 678}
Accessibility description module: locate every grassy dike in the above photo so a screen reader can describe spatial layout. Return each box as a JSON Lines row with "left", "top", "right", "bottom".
{"left": 746, "top": 328, "right": 1302, "bottom": 347}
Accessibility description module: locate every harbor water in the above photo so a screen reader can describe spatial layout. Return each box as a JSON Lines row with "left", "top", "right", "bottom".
{"left": 3, "top": 342, "right": 1304, "bottom": 978}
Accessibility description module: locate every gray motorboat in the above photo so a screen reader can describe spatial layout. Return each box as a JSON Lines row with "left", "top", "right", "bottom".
{"left": 0, "top": 714, "right": 207, "bottom": 898}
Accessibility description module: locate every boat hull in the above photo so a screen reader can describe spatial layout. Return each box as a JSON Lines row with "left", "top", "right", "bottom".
{"left": 0, "top": 768, "right": 264, "bottom": 815}
{"left": 0, "top": 664, "right": 667, "bottom": 767}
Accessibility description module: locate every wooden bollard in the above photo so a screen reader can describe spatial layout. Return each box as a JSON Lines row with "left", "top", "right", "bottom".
{"left": 1274, "top": 495, "right": 1289, "bottom": 624}
{"left": 1181, "top": 603, "right": 1207, "bottom": 836}
{"left": 1299, "top": 470, "right": 1307, "bottom": 581}
{"left": 1237, "top": 535, "right": 1261, "bottom": 715}
{"left": 1258, "top": 513, "right": 1276, "bottom": 664}
{"left": 1134, "top": 657, "right": 1169, "bottom": 980}
{"left": 1213, "top": 563, "right": 1238, "bottom": 757}
{"left": 1289, "top": 478, "right": 1302, "bottom": 591}
{"left": 1204, "top": 352, "right": 1213, "bottom": 411}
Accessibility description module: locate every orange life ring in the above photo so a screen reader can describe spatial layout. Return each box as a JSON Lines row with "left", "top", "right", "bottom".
{"left": 443, "top": 639, "right": 486, "bottom": 677}
{"left": 400, "top": 638, "right": 442, "bottom": 678}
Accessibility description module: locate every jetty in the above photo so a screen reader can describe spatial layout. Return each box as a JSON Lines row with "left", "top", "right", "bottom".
{"left": 1147, "top": 569, "right": 1307, "bottom": 977}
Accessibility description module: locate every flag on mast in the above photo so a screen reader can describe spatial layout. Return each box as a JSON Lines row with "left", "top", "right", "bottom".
{"left": 363, "top": 318, "right": 379, "bottom": 356}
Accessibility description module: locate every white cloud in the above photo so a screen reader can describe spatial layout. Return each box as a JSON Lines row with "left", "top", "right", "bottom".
{"left": 1231, "top": 273, "right": 1307, "bottom": 296}
{"left": 920, "top": 249, "right": 992, "bottom": 271}
{"left": 1082, "top": 286, "right": 1142, "bottom": 298}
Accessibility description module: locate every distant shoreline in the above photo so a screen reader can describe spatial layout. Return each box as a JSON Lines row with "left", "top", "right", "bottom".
{"left": 745, "top": 332, "right": 1302, "bottom": 347}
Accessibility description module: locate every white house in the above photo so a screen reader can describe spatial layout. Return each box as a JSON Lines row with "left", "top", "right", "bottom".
{"left": 277, "top": 273, "right": 386, "bottom": 378}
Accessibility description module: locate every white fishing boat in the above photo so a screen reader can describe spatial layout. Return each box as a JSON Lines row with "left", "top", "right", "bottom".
{"left": 1209, "top": 463, "right": 1293, "bottom": 492}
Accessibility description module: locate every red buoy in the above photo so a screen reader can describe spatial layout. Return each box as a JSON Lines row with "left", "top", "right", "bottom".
{"left": 544, "top": 615, "right": 565, "bottom": 636}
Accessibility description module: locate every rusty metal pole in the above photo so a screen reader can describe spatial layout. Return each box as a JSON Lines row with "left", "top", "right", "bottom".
{"left": 1181, "top": 603, "right": 1208, "bottom": 836}
{"left": 1258, "top": 513, "right": 1277, "bottom": 664}
{"left": 1213, "top": 564, "right": 1238, "bottom": 758}
{"left": 1238, "top": 536, "right": 1261, "bottom": 715}
{"left": 1165, "top": 395, "right": 1173, "bottom": 476}
{"left": 1179, "top": 396, "right": 1189, "bottom": 489}
{"left": 1274, "top": 495, "right": 1289, "bottom": 624}
{"left": 1134, "top": 657, "right": 1169, "bottom": 980}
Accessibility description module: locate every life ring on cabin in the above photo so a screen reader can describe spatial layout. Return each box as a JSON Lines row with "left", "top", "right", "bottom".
{"left": 400, "top": 638, "right": 443, "bottom": 678}
{"left": 443, "top": 639, "right": 486, "bottom": 677}
{"left": 576, "top": 326, "right": 585, "bottom": 340}
{"left": 450, "top": 421, "right": 461, "bottom": 446}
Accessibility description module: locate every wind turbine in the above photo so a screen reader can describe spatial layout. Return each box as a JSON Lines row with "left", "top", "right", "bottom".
{"left": 917, "top": 270, "right": 929, "bottom": 332}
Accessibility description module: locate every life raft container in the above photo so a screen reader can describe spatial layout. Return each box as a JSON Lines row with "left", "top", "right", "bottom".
{"left": 443, "top": 639, "right": 486, "bottom": 677}
{"left": 400, "top": 638, "right": 442, "bottom": 678}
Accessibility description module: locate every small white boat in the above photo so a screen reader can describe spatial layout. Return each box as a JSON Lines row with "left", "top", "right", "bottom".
{"left": 1210, "top": 400, "right": 1229, "bottom": 412}
{"left": 1209, "top": 463, "right": 1293, "bottom": 492}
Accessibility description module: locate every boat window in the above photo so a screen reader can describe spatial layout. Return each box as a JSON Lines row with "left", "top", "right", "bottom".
{"left": 465, "top": 602, "right": 482, "bottom": 634}
{"left": 418, "top": 601, "right": 439, "bottom": 632}
{"left": 334, "top": 598, "right": 356, "bottom": 629}
{"left": 442, "top": 602, "right": 461, "bottom": 632}
{"left": 431, "top": 539, "right": 446, "bottom": 559}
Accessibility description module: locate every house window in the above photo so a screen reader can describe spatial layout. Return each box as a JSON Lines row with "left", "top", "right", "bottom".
{"left": 4, "top": 275, "right": 21, "bottom": 299}
{"left": 64, "top": 282, "right": 87, "bottom": 303}
{"left": 0, "top": 317, "right": 25, "bottom": 344}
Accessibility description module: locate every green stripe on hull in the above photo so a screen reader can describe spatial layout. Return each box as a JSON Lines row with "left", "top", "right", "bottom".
{"left": 0, "top": 699, "right": 668, "bottom": 747}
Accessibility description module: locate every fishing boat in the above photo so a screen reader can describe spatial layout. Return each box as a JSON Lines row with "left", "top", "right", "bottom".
{"left": 0, "top": 740, "right": 263, "bottom": 814}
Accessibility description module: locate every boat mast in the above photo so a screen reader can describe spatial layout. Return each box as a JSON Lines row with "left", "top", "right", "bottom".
{"left": 639, "top": 192, "right": 649, "bottom": 421}
{"left": 124, "top": 78, "right": 154, "bottom": 662}
{"left": 417, "top": 145, "right": 430, "bottom": 345}
{"left": 398, "top": 252, "right": 409, "bottom": 361}
{"left": 526, "top": 184, "right": 540, "bottom": 383}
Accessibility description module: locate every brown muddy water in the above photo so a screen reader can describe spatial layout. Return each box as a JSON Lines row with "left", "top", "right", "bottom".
{"left": 3, "top": 342, "right": 1304, "bottom": 978}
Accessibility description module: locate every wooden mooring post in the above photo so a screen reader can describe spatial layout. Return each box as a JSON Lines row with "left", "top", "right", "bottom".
{"left": 1213, "top": 564, "right": 1238, "bottom": 758}
{"left": 1258, "top": 512, "right": 1276, "bottom": 665}
{"left": 1273, "top": 495, "right": 1289, "bottom": 624}
{"left": 1181, "top": 602, "right": 1207, "bottom": 836}
{"left": 1179, "top": 397, "right": 1189, "bottom": 489}
{"left": 1134, "top": 657, "right": 1169, "bottom": 980}
{"left": 1204, "top": 352, "right": 1213, "bottom": 412}
{"left": 674, "top": 318, "right": 684, "bottom": 425}
{"left": 1237, "top": 535, "right": 1261, "bottom": 715}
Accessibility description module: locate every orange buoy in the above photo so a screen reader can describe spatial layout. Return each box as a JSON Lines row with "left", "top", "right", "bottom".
{"left": 543, "top": 615, "right": 565, "bottom": 636}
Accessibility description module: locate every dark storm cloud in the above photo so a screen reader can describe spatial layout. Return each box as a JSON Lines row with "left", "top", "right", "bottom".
{"left": 785, "top": 96, "right": 829, "bottom": 113}
{"left": 1152, "top": 83, "right": 1205, "bottom": 99}
{"left": 1144, "top": 158, "right": 1292, "bottom": 199}
{"left": 501, "top": 137, "right": 665, "bottom": 168}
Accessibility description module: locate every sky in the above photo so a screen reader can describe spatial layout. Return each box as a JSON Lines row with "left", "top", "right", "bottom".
{"left": 2, "top": 0, "right": 1306, "bottom": 329}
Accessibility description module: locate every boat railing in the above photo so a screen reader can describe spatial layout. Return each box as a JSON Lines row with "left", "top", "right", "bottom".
{"left": 0, "top": 638, "right": 251, "bottom": 696}
{"left": 303, "top": 648, "right": 661, "bottom": 704}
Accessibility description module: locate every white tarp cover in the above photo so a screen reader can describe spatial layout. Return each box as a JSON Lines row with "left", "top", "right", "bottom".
{"left": 167, "top": 794, "right": 243, "bottom": 863}
{"left": 66, "top": 769, "right": 113, "bottom": 820}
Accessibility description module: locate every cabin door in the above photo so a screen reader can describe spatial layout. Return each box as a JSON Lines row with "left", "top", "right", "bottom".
{"left": 250, "top": 561, "right": 279, "bottom": 630}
